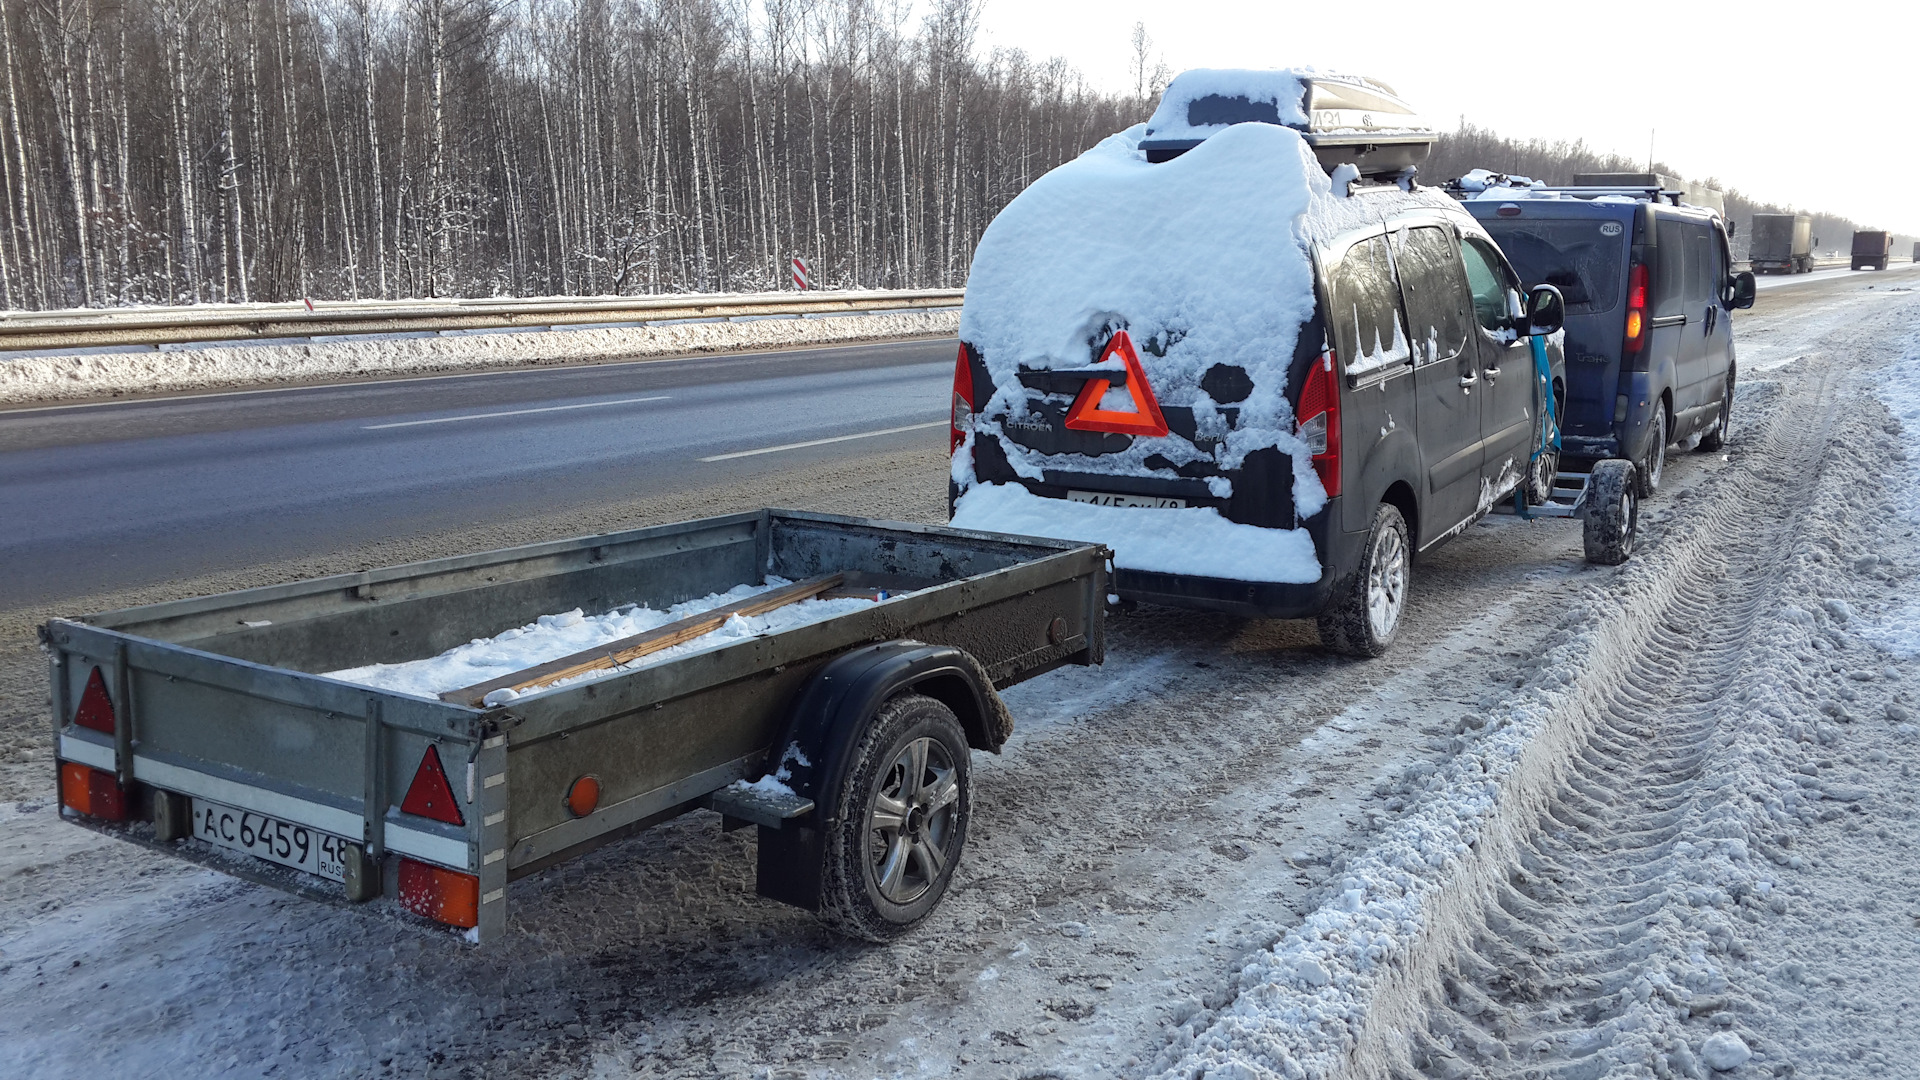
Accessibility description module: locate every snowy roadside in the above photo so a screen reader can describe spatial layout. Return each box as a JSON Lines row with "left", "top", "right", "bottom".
{"left": 0, "top": 308, "right": 957, "bottom": 406}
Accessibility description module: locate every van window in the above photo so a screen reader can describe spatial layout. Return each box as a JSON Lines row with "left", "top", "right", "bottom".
{"left": 1329, "top": 235, "right": 1411, "bottom": 377}
{"left": 1655, "top": 217, "right": 1716, "bottom": 315}
{"left": 1479, "top": 218, "right": 1624, "bottom": 314}
{"left": 1458, "top": 238, "right": 1513, "bottom": 333}
{"left": 1390, "top": 226, "right": 1470, "bottom": 365}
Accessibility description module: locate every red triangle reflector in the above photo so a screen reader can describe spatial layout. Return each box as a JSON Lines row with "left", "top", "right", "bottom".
{"left": 73, "top": 667, "right": 115, "bottom": 733}
{"left": 1063, "top": 330, "right": 1170, "bottom": 437}
{"left": 400, "top": 745, "right": 465, "bottom": 826}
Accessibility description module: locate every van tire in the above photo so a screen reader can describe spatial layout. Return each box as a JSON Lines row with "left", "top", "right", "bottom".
{"left": 1635, "top": 407, "right": 1666, "bottom": 498}
{"left": 1698, "top": 367, "right": 1733, "bottom": 452}
{"left": 818, "top": 693, "right": 971, "bottom": 942}
{"left": 1316, "top": 502, "right": 1410, "bottom": 658}
{"left": 1583, "top": 459, "right": 1638, "bottom": 565}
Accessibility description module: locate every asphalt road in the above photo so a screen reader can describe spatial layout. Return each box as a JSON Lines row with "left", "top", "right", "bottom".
{"left": 0, "top": 337, "right": 955, "bottom": 607}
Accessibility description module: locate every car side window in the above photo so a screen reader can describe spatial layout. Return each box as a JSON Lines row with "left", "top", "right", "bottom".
{"left": 1390, "top": 226, "right": 1471, "bottom": 366}
{"left": 1653, "top": 215, "right": 1706, "bottom": 316}
{"left": 1458, "top": 238, "right": 1512, "bottom": 333}
{"left": 1328, "top": 235, "right": 1411, "bottom": 378}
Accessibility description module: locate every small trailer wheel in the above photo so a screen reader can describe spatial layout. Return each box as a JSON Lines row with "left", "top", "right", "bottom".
{"left": 1583, "top": 458, "right": 1638, "bottom": 565}
{"left": 819, "top": 693, "right": 971, "bottom": 941}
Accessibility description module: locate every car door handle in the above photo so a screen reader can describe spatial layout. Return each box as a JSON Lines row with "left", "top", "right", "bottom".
{"left": 1459, "top": 373, "right": 1477, "bottom": 387}
{"left": 1484, "top": 366, "right": 1501, "bottom": 379}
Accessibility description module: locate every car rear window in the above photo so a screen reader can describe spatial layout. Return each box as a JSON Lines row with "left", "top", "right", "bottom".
{"left": 1483, "top": 218, "right": 1625, "bottom": 314}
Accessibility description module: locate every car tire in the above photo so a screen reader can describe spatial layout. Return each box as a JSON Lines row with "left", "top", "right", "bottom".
{"left": 1583, "top": 458, "right": 1638, "bottom": 565}
{"left": 1698, "top": 365, "right": 1733, "bottom": 452}
{"left": 1525, "top": 384, "right": 1563, "bottom": 506}
{"left": 1635, "top": 407, "right": 1666, "bottom": 498}
{"left": 1316, "top": 502, "right": 1410, "bottom": 658}
{"left": 818, "top": 693, "right": 970, "bottom": 942}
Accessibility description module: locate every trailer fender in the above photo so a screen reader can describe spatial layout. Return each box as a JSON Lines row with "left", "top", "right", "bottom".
{"left": 754, "top": 640, "right": 1003, "bottom": 911}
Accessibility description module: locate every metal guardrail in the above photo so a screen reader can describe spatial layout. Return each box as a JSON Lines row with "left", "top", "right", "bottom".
{"left": 0, "top": 289, "right": 966, "bottom": 354}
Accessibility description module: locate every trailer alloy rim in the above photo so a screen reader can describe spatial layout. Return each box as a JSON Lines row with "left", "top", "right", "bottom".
{"left": 866, "top": 736, "right": 960, "bottom": 905}
{"left": 1367, "top": 523, "right": 1408, "bottom": 641}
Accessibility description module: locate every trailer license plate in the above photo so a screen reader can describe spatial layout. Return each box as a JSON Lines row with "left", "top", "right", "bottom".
{"left": 1066, "top": 490, "right": 1186, "bottom": 509}
{"left": 191, "top": 799, "right": 348, "bottom": 881}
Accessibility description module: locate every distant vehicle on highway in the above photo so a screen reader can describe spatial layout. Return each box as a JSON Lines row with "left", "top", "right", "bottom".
{"left": 1454, "top": 176, "right": 1756, "bottom": 501}
{"left": 1913, "top": 241, "right": 1919, "bottom": 264}
{"left": 1852, "top": 230, "right": 1892, "bottom": 270}
{"left": 950, "top": 69, "right": 1580, "bottom": 658}
{"left": 1749, "top": 213, "right": 1816, "bottom": 274}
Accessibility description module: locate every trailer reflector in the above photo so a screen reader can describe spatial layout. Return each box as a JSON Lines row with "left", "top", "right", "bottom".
{"left": 399, "top": 745, "right": 465, "bottom": 826}
{"left": 567, "top": 775, "right": 601, "bottom": 818}
{"left": 397, "top": 857, "right": 479, "bottom": 929}
{"left": 72, "top": 667, "right": 115, "bottom": 733}
{"left": 59, "top": 761, "right": 126, "bottom": 821}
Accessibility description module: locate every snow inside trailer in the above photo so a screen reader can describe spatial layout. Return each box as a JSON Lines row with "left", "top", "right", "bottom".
{"left": 950, "top": 68, "right": 1457, "bottom": 599}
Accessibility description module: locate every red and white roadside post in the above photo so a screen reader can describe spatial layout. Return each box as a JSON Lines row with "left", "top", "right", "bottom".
{"left": 791, "top": 255, "right": 810, "bottom": 290}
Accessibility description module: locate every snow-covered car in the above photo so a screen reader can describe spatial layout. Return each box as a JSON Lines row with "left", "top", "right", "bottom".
{"left": 948, "top": 69, "right": 1567, "bottom": 657}
{"left": 1455, "top": 173, "right": 1756, "bottom": 497}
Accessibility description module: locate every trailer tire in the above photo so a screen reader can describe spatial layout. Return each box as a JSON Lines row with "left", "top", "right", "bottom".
{"left": 1316, "top": 502, "right": 1409, "bottom": 658}
{"left": 1583, "top": 458, "right": 1638, "bottom": 565}
{"left": 818, "top": 693, "right": 971, "bottom": 942}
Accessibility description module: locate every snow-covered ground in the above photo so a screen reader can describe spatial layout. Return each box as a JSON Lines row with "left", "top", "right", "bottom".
{"left": 0, "top": 307, "right": 958, "bottom": 406}
{"left": 1, "top": 275, "right": 1917, "bottom": 1079}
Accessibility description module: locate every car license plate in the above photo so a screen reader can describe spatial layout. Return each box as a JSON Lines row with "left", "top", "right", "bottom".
{"left": 1066, "top": 490, "right": 1187, "bottom": 509}
{"left": 191, "top": 798, "right": 349, "bottom": 881}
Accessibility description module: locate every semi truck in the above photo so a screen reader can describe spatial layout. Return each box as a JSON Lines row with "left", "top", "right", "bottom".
{"left": 1749, "top": 213, "right": 1815, "bottom": 274}
{"left": 1852, "top": 230, "right": 1892, "bottom": 270}
{"left": 47, "top": 510, "right": 1108, "bottom": 945}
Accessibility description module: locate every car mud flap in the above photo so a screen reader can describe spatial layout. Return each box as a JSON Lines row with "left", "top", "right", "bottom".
{"left": 753, "top": 641, "right": 1002, "bottom": 911}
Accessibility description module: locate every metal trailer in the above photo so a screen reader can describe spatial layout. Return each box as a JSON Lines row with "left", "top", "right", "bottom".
{"left": 45, "top": 510, "right": 1107, "bottom": 945}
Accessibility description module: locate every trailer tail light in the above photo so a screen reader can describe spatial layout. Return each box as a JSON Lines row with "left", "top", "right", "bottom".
{"left": 567, "top": 775, "right": 600, "bottom": 818}
{"left": 1624, "top": 263, "right": 1649, "bottom": 355}
{"left": 1296, "top": 351, "right": 1342, "bottom": 498}
{"left": 72, "top": 667, "right": 115, "bottom": 733}
{"left": 400, "top": 745, "right": 465, "bottom": 826}
{"left": 397, "top": 857, "right": 479, "bottom": 929}
{"left": 60, "top": 761, "right": 126, "bottom": 821}
{"left": 951, "top": 345, "right": 974, "bottom": 454}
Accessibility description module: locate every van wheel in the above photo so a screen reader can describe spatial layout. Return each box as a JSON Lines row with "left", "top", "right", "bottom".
{"left": 1698, "top": 367, "right": 1733, "bottom": 451}
{"left": 1316, "top": 502, "right": 1409, "bottom": 658}
{"left": 1635, "top": 407, "right": 1666, "bottom": 498}
{"left": 819, "top": 693, "right": 970, "bottom": 942}
{"left": 1583, "top": 459, "right": 1638, "bottom": 565}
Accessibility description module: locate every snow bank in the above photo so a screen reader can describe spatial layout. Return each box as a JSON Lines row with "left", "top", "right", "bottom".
{"left": 949, "top": 482, "right": 1321, "bottom": 584}
{"left": 324, "top": 579, "right": 878, "bottom": 700}
{"left": 0, "top": 309, "right": 957, "bottom": 405}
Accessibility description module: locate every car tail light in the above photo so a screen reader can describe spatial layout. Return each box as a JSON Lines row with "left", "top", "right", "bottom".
{"left": 400, "top": 744, "right": 465, "bottom": 826}
{"left": 951, "top": 345, "right": 974, "bottom": 454}
{"left": 397, "top": 857, "right": 479, "bottom": 929}
{"left": 1296, "top": 351, "right": 1342, "bottom": 497}
{"left": 72, "top": 667, "right": 115, "bottom": 733}
{"left": 60, "top": 761, "right": 126, "bottom": 821}
{"left": 1623, "top": 263, "right": 1649, "bottom": 354}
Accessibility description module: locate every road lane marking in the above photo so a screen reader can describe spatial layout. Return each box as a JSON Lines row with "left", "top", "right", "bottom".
{"left": 363, "top": 395, "right": 670, "bottom": 429}
{"left": 699, "top": 420, "right": 945, "bottom": 461}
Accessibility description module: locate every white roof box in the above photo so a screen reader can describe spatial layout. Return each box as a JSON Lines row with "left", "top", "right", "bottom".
{"left": 1139, "top": 69, "right": 1435, "bottom": 178}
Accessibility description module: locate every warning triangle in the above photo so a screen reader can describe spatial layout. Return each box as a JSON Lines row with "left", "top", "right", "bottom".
{"left": 73, "top": 667, "right": 115, "bottom": 733}
{"left": 1063, "top": 330, "right": 1170, "bottom": 437}
{"left": 400, "top": 744, "right": 466, "bottom": 826}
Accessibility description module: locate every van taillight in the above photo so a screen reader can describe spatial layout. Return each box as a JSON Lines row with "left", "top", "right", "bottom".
{"left": 1296, "top": 351, "right": 1342, "bottom": 498}
{"left": 951, "top": 345, "right": 974, "bottom": 454}
{"left": 1624, "top": 263, "right": 1649, "bottom": 354}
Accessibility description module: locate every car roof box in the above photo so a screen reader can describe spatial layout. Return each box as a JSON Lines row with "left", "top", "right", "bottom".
{"left": 1138, "top": 70, "right": 1434, "bottom": 179}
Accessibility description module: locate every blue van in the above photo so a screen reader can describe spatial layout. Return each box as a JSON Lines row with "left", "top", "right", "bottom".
{"left": 1458, "top": 182, "right": 1757, "bottom": 496}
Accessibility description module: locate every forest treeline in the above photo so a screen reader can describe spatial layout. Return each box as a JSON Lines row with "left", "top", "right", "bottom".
{"left": 0, "top": 0, "right": 1897, "bottom": 311}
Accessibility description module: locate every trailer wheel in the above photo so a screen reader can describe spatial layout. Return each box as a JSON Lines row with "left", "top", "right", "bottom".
{"left": 818, "top": 693, "right": 970, "bottom": 942}
{"left": 1316, "top": 502, "right": 1409, "bottom": 658}
{"left": 1583, "top": 459, "right": 1638, "bottom": 565}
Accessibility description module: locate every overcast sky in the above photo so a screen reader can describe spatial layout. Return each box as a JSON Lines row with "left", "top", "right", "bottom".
{"left": 976, "top": 0, "right": 1916, "bottom": 235}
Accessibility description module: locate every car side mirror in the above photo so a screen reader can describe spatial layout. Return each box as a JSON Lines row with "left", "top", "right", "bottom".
{"left": 1727, "top": 220, "right": 1738, "bottom": 238}
{"left": 1727, "top": 270, "right": 1757, "bottom": 310}
{"left": 1525, "top": 284, "right": 1566, "bottom": 336}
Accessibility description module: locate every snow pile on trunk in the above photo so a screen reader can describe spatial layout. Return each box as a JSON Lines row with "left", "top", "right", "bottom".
{"left": 0, "top": 308, "right": 957, "bottom": 405}
{"left": 950, "top": 482, "right": 1320, "bottom": 583}
{"left": 324, "top": 579, "right": 877, "bottom": 701}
